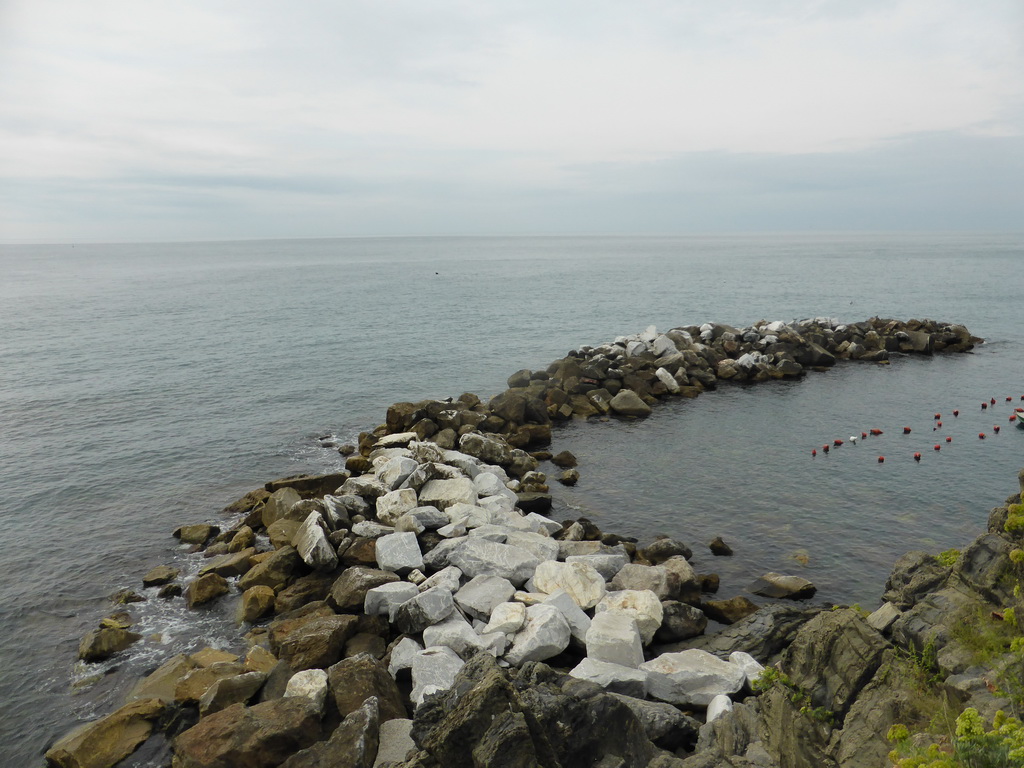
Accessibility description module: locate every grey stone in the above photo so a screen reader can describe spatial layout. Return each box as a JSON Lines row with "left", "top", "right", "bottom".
{"left": 351, "top": 520, "right": 394, "bottom": 539}
{"left": 418, "top": 565, "right": 463, "bottom": 594}
{"left": 375, "top": 532, "right": 423, "bottom": 574}
{"left": 609, "top": 390, "right": 653, "bottom": 417}
{"left": 454, "top": 575, "right": 516, "bottom": 621}
{"left": 542, "top": 590, "right": 591, "bottom": 646}
{"left": 569, "top": 658, "right": 648, "bottom": 698}
{"left": 294, "top": 512, "right": 339, "bottom": 571}
{"left": 595, "top": 590, "right": 664, "bottom": 645}
{"left": 376, "top": 456, "right": 419, "bottom": 490}
{"left": 748, "top": 572, "right": 817, "bottom": 600}
{"left": 447, "top": 538, "right": 541, "bottom": 587}
{"left": 483, "top": 602, "right": 527, "bottom": 635}
{"left": 867, "top": 602, "right": 901, "bottom": 633}
{"left": 503, "top": 530, "right": 560, "bottom": 562}
{"left": 386, "top": 636, "right": 423, "bottom": 678}
{"left": 422, "top": 613, "right": 486, "bottom": 658}
{"left": 284, "top": 669, "right": 329, "bottom": 712}
{"left": 640, "top": 649, "right": 746, "bottom": 707}
{"left": 504, "top": 604, "right": 571, "bottom": 665}
{"left": 373, "top": 718, "right": 415, "bottom": 768}
{"left": 418, "top": 478, "right": 478, "bottom": 510}
{"left": 374, "top": 489, "right": 418, "bottom": 526}
{"left": 364, "top": 582, "right": 419, "bottom": 620}
{"left": 410, "top": 646, "right": 465, "bottom": 707}
{"left": 394, "top": 587, "right": 455, "bottom": 634}
{"left": 587, "top": 612, "right": 644, "bottom": 668}
{"left": 532, "top": 560, "right": 607, "bottom": 609}
{"left": 566, "top": 552, "right": 630, "bottom": 580}
{"left": 705, "top": 694, "right": 733, "bottom": 723}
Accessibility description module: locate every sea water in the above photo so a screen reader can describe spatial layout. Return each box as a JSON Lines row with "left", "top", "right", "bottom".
{"left": 1, "top": 233, "right": 1021, "bottom": 764}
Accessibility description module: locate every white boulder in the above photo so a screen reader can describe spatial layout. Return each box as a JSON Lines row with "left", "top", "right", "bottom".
{"left": 375, "top": 532, "right": 424, "bottom": 574}
{"left": 640, "top": 649, "right": 747, "bottom": 707}
{"left": 375, "top": 488, "right": 419, "bottom": 526}
{"left": 419, "top": 478, "right": 478, "bottom": 510}
{"left": 447, "top": 538, "right": 541, "bottom": 587}
{"left": 706, "top": 694, "right": 734, "bottom": 723}
{"left": 483, "top": 602, "right": 527, "bottom": 635}
{"left": 293, "top": 512, "right": 338, "bottom": 571}
{"left": 595, "top": 590, "right": 664, "bottom": 645}
{"left": 586, "top": 612, "right": 644, "bottom": 669}
{"left": 504, "top": 604, "right": 571, "bottom": 666}
{"left": 284, "top": 669, "right": 329, "bottom": 710}
{"left": 410, "top": 646, "right": 464, "bottom": 707}
{"left": 454, "top": 575, "right": 516, "bottom": 621}
{"left": 569, "top": 658, "right": 648, "bottom": 699}
{"left": 364, "top": 581, "right": 419, "bottom": 620}
{"left": 422, "top": 613, "right": 486, "bottom": 657}
{"left": 541, "top": 590, "right": 591, "bottom": 647}
{"left": 394, "top": 587, "right": 455, "bottom": 634}
{"left": 532, "top": 560, "right": 606, "bottom": 610}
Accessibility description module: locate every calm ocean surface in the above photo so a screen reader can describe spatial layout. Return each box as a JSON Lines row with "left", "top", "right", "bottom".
{"left": 1, "top": 233, "right": 1022, "bottom": 764}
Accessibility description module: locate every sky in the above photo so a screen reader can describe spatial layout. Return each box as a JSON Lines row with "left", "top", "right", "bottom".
{"left": 1, "top": 0, "right": 1022, "bottom": 242}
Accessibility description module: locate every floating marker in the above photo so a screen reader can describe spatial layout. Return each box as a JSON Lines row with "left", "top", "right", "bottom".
{"left": 914, "top": 452, "right": 921, "bottom": 461}
{"left": 823, "top": 444, "right": 830, "bottom": 453}
{"left": 979, "top": 433, "right": 986, "bottom": 439}
{"left": 994, "top": 425, "right": 1001, "bottom": 434}
{"left": 991, "top": 398, "right": 997, "bottom": 405}
{"left": 945, "top": 436, "right": 952, "bottom": 443}
{"left": 878, "top": 456, "right": 885, "bottom": 463}
{"left": 934, "top": 413, "right": 941, "bottom": 420}
{"left": 850, "top": 436, "right": 858, "bottom": 444}
{"left": 1012, "top": 415, "right": 1018, "bottom": 422}
{"left": 903, "top": 427, "right": 912, "bottom": 434}
{"left": 812, "top": 449, "right": 817, "bottom": 456}
{"left": 982, "top": 402, "right": 988, "bottom": 410}
{"left": 834, "top": 439, "right": 843, "bottom": 447}
{"left": 1007, "top": 397, "right": 1013, "bottom": 402}
{"left": 870, "top": 428, "right": 883, "bottom": 436}
{"left": 953, "top": 410, "right": 959, "bottom": 417}
{"left": 937, "top": 421, "right": 942, "bottom": 428}
{"left": 934, "top": 444, "right": 941, "bottom": 451}
{"left": 861, "top": 431, "right": 868, "bottom": 439}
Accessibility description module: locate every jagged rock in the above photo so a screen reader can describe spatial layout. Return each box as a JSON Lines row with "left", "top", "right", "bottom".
{"left": 364, "top": 581, "right": 419, "bottom": 620}
{"left": 565, "top": 551, "right": 629, "bottom": 580}
{"left": 610, "top": 694, "right": 700, "bottom": 751}
{"left": 377, "top": 456, "right": 419, "bottom": 490}
{"left": 279, "top": 696, "right": 379, "bottom": 768}
{"left": 504, "top": 604, "right": 571, "bottom": 665}
{"left": 274, "top": 574, "right": 334, "bottom": 615}
{"left": 702, "top": 596, "right": 760, "bottom": 625}
{"left": 351, "top": 521, "right": 394, "bottom": 539}
{"left": 175, "top": 662, "right": 251, "bottom": 704}
{"left": 455, "top": 575, "right": 516, "bottom": 621}
{"left": 127, "top": 655, "right": 197, "bottom": 703}
{"left": 686, "top": 604, "right": 821, "bottom": 660}
{"left": 238, "top": 546, "right": 302, "bottom": 592}
{"left": 328, "top": 653, "right": 406, "bottom": 722}
{"left": 532, "top": 560, "right": 606, "bottom": 609}
{"left": 261, "top": 487, "right": 303, "bottom": 528}
{"left": 640, "top": 537, "right": 692, "bottom": 563}
{"left": 410, "top": 646, "right": 465, "bottom": 707}
{"left": 728, "top": 651, "right": 765, "bottom": 687}
{"left": 375, "top": 488, "right": 418, "bottom": 526}
{"left": 393, "top": 587, "right": 455, "bottom": 634}
{"left": 185, "top": 573, "right": 230, "bottom": 608}
{"left": 641, "top": 649, "right": 747, "bottom": 707}
{"left": 595, "top": 590, "right": 664, "bottom": 645}
{"left": 418, "top": 564, "right": 463, "bottom": 593}
{"left": 609, "top": 390, "right": 653, "bottom": 417}
{"left": 338, "top": 476, "right": 388, "bottom": 500}
{"left": 375, "top": 718, "right": 416, "bottom": 767}
{"left": 569, "top": 658, "right": 648, "bottom": 698}
{"left": 172, "top": 698, "right": 321, "bottom": 768}
{"left": 293, "top": 513, "right": 338, "bottom": 571}
{"left": 283, "top": 669, "right": 329, "bottom": 711}
{"left": 44, "top": 698, "right": 165, "bottom": 768}
{"left": 654, "top": 601, "right": 708, "bottom": 643}
{"left": 329, "top": 567, "right": 400, "bottom": 612}
{"left": 268, "top": 519, "right": 301, "bottom": 549}
{"left": 277, "top": 615, "right": 359, "bottom": 671}
{"left": 542, "top": 590, "right": 592, "bottom": 647}
{"left": 586, "top": 612, "right": 644, "bottom": 668}
{"left": 422, "top": 612, "right": 487, "bottom": 657}
{"left": 502, "top": 530, "right": 560, "bottom": 562}
{"left": 198, "top": 671, "right": 267, "bottom": 716}
{"left": 175, "top": 523, "right": 219, "bottom": 545}
{"left": 418, "top": 478, "right": 478, "bottom": 511}
{"left": 447, "top": 538, "right": 541, "bottom": 587}
{"left": 483, "top": 601, "right": 527, "bottom": 635}
{"left": 387, "top": 636, "right": 424, "bottom": 678}
{"left": 375, "top": 532, "right": 424, "bottom": 574}
{"left": 200, "top": 548, "right": 256, "bottom": 578}
{"left": 749, "top": 572, "right": 817, "bottom": 600}
{"left": 866, "top": 602, "right": 901, "bottom": 633}
{"left": 610, "top": 563, "right": 672, "bottom": 600}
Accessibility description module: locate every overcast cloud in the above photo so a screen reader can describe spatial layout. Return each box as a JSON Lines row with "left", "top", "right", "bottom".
{"left": 1, "top": 0, "right": 1022, "bottom": 242}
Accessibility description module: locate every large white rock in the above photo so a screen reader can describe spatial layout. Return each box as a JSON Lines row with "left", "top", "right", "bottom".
{"left": 467, "top": 524, "right": 508, "bottom": 543}
{"left": 503, "top": 531, "right": 560, "bottom": 562}
{"left": 376, "top": 456, "right": 419, "bottom": 490}
{"left": 284, "top": 669, "right": 329, "bottom": 711}
{"left": 504, "top": 604, "right": 571, "bottom": 666}
{"left": 409, "top": 441, "right": 447, "bottom": 464}
{"left": 398, "top": 506, "right": 448, "bottom": 532}
{"left": 338, "top": 476, "right": 388, "bottom": 499}
{"left": 595, "top": 590, "right": 664, "bottom": 645}
{"left": 421, "top": 538, "right": 464, "bottom": 571}
{"left": 483, "top": 602, "right": 526, "bottom": 635}
{"left": 437, "top": 522, "right": 468, "bottom": 539}
{"left": 445, "top": 502, "right": 493, "bottom": 529}
{"left": 418, "top": 478, "right": 478, "bottom": 510}
{"left": 640, "top": 649, "right": 747, "bottom": 707}
{"left": 655, "top": 367, "right": 681, "bottom": 394}
{"left": 566, "top": 552, "right": 629, "bottom": 580}
{"left": 532, "top": 560, "right": 606, "bottom": 610}
{"left": 569, "top": 658, "right": 648, "bottom": 698}
{"left": 448, "top": 538, "right": 541, "bottom": 587}
{"left": 557, "top": 540, "right": 605, "bottom": 559}
{"left": 411, "top": 646, "right": 464, "bottom": 707}
{"left": 351, "top": 520, "right": 394, "bottom": 539}
{"left": 706, "top": 694, "right": 734, "bottom": 723}
{"left": 488, "top": 509, "right": 535, "bottom": 532}
{"left": 418, "top": 565, "right": 463, "bottom": 594}
{"left": 729, "top": 651, "right": 766, "bottom": 688}
{"left": 454, "top": 575, "right": 516, "bottom": 621}
{"left": 375, "top": 532, "right": 424, "bottom": 574}
{"left": 523, "top": 513, "right": 562, "bottom": 536}
{"left": 610, "top": 563, "right": 672, "bottom": 600}
{"left": 376, "top": 432, "right": 419, "bottom": 449}
{"left": 478, "top": 494, "right": 518, "bottom": 517}
{"left": 542, "top": 590, "right": 591, "bottom": 647}
{"left": 652, "top": 334, "right": 677, "bottom": 357}
{"left": 294, "top": 512, "right": 338, "bottom": 571}
{"left": 473, "top": 471, "right": 508, "bottom": 498}
{"left": 364, "top": 581, "right": 419, "bottom": 620}
{"left": 387, "top": 636, "right": 423, "bottom": 678}
{"left": 477, "top": 630, "right": 508, "bottom": 657}
{"left": 375, "top": 488, "right": 419, "bottom": 526}
{"left": 375, "top": 719, "right": 416, "bottom": 768}
{"left": 586, "top": 612, "right": 644, "bottom": 669}
{"left": 423, "top": 612, "right": 486, "bottom": 657}
{"left": 394, "top": 587, "right": 455, "bottom": 634}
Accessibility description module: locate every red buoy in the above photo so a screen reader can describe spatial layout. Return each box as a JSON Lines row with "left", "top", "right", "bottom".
{"left": 1007, "top": 397, "right": 1013, "bottom": 402}
{"left": 982, "top": 402, "right": 988, "bottom": 410}
{"left": 823, "top": 444, "right": 830, "bottom": 453}
{"left": 1012, "top": 415, "right": 1018, "bottom": 422}
{"left": 861, "top": 431, "right": 868, "bottom": 439}
{"left": 934, "top": 444, "right": 942, "bottom": 450}
{"left": 937, "top": 421, "right": 942, "bottom": 428}
{"left": 812, "top": 449, "right": 817, "bottom": 456}
{"left": 870, "top": 428, "right": 883, "bottom": 436}
{"left": 994, "top": 425, "right": 1001, "bottom": 434}
{"left": 934, "top": 413, "right": 941, "bottom": 420}
{"left": 903, "top": 427, "right": 912, "bottom": 434}
{"left": 945, "top": 436, "right": 952, "bottom": 443}
{"left": 834, "top": 439, "right": 843, "bottom": 446}
{"left": 991, "top": 398, "right": 997, "bottom": 405}
{"left": 878, "top": 456, "right": 885, "bottom": 463}
{"left": 914, "top": 452, "right": 921, "bottom": 461}
{"left": 979, "top": 433, "right": 986, "bottom": 439}
{"left": 953, "top": 409, "right": 959, "bottom": 417}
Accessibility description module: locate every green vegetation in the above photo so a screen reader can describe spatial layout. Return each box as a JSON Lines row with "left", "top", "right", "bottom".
{"left": 752, "top": 666, "right": 836, "bottom": 725}
{"left": 888, "top": 708, "right": 1024, "bottom": 767}
{"left": 1006, "top": 504, "right": 1024, "bottom": 534}
{"left": 936, "top": 549, "right": 961, "bottom": 567}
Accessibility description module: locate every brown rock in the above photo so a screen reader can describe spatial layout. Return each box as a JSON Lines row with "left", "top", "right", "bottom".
{"left": 174, "top": 662, "right": 250, "bottom": 704}
{"left": 175, "top": 524, "right": 219, "bottom": 545}
{"left": 227, "top": 525, "right": 256, "bottom": 553}
{"left": 238, "top": 585, "right": 276, "bottom": 624}
{"left": 142, "top": 565, "right": 180, "bottom": 587}
{"left": 198, "top": 671, "right": 268, "bottom": 717}
{"left": 185, "top": 573, "right": 230, "bottom": 608}
{"left": 45, "top": 698, "right": 164, "bottom": 768}
{"left": 127, "top": 654, "right": 198, "bottom": 703}
{"left": 78, "top": 626, "right": 142, "bottom": 662}
{"left": 244, "top": 645, "right": 278, "bottom": 675}
{"left": 279, "top": 695, "right": 379, "bottom": 768}
{"left": 192, "top": 648, "right": 240, "bottom": 667}
{"left": 277, "top": 615, "right": 359, "bottom": 671}
{"left": 275, "top": 574, "right": 335, "bottom": 615}
{"left": 261, "top": 487, "right": 303, "bottom": 529}
{"left": 551, "top": 450, "right": 578, "bottom": 468}
{"left": 268, "top": 518, "right": 302, "bottom": 550}
{"left": 328, "top": 567, "right": 399, "bottom": 612}
{"left": 172, "top": 698, "right": 321, "bottom": 768}
{"left": 701, "top": 596, "right": 760, "bottom": 625}
{"left": 344, "top": 632, "right": 387, "bottom": 660}
{"left": 709, "top": 537, "right": 733, "bottom": 556}
{"left": 200, "top": 548, "right": 256, "bottom": 578}
{"left": 340, "top": 538, "right": 377, "bottom": 567}
{"left": 328, "top": 654, "right": 406, "bottom": 722}
{"left": 237, "top": 546, "right": 303, "bottom": 592}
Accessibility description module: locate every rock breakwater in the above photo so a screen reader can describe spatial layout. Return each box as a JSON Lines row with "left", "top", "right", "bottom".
{"left": 46, "top": 317, "right": 992, "bottom": 768}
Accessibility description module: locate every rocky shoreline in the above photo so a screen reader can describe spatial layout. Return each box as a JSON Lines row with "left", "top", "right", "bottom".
{"left": 47, "top": 316, "right": 1021, "bottom": 768}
